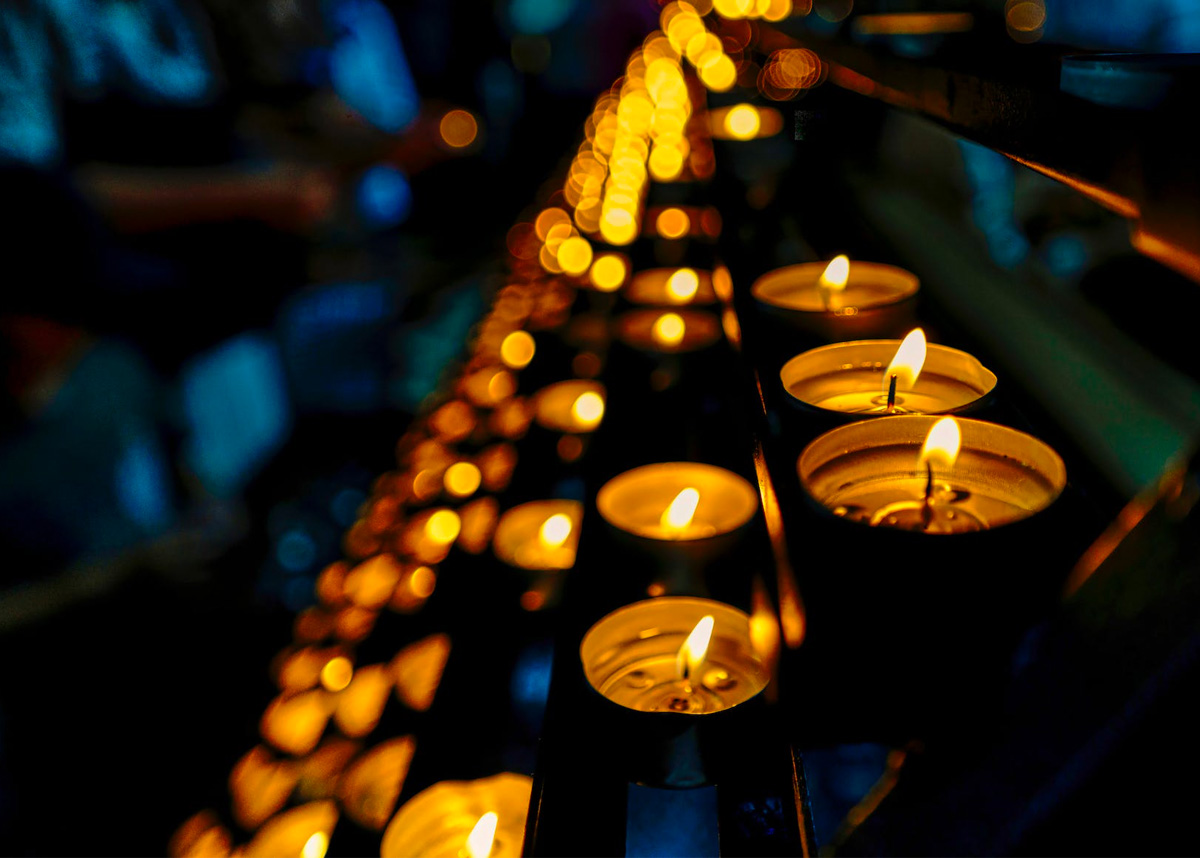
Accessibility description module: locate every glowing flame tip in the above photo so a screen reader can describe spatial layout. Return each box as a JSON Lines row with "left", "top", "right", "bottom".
{"left": 818, "top": 255, "right": 850, "bottom": 292}
{"left": 884, "top": 328, "right": 927, "bottom": 392}
{"left": 677, "top": 615, "right": 715, "bottom": 681}
{"left": 465, "top": 812, "right": 499, "bottom": 858}
{"left": 919, "top": 417, "right": 961, "bottom": 472}
{"left": 661, "top": 487, "right": 700, "bottom": 531}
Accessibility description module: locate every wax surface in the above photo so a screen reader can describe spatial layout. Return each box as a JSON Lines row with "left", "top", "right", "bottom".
{"left": 791, "top": 370, "right": 986, "bottom": 413}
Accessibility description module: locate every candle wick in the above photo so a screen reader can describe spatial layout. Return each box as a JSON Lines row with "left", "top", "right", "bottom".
{"left": 886, "top": 374, "right": 898, "bottom": 413}
{"left": 922, "top": 461, "right": 935, "bottom": 530}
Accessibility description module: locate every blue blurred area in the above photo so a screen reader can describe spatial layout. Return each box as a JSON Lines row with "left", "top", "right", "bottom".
{"left": 356, "top": 164, "right": 413, "bottom": 228}
{"left": 801, "top": 743, "right": 891, "bottom": 845}
{"left": 181, "top": 333, "right": 292, "bottom": 499}
{"left": 326, "top": 0, "right": 419, "bottom": 132}
{"left": 626, "top": 784, "right": 720, "bottom": 858}
{"left": 509, "top": 0, "right": 578, "bottom": 35}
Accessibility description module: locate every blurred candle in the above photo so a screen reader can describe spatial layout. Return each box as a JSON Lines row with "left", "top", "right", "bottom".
{"left": 380, "top": 773, "right": 532, "bottom": 858}
{"left": 534, "top": 380, "right": 607, "bottom": 433}
{"left": 493, "top": 500, "right": 584, "bottom": 570}
{"left": 626, "top": 268, "right": 717, "bottom": 306}
{"left": 616, "top": 309, "right": 721, "bottom": 353}
{"left": 597, "top": 463, "right": 757, "bottom": 541}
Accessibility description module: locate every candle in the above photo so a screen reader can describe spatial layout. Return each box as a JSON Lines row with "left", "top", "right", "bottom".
{"left": 615, "top": 309, "right": 721, "bottom": 353}
{"left": 380, "top": 773, "right": 532, "bottom": 858}
{"left": 780, "top": 330, "right": 997, "bottom": 415}
{"left": 580, "top": 597, "right": 768, "bottom": 714}
{"left": 626, "top": 267, "right": 717, "bottom": 306}
{"left": 752, "top": 257, "right": 920, "bottom": 341}
{"left": 493, "top": 500, "right": 584, "bottom": 570}
{"left": 533, "top": 380, "right": 606, "bottom": 433}
{"left": 596, "top": 462, "right": 758, "bottom": 541}
{"left": 798, "top": 415, "right": 1066, "bottom": 533}
{"left": 708, "top": 104, "right": 784, "bottom": 140}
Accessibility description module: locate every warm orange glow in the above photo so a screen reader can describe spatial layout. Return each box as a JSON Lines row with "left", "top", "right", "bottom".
{"left": 557, "top": 236, "right": 594, "bottom": 276}
{"left": 884, "top": 328, "right": 927, "bottom": 392}
{"left": 749, "top": 579, "right": 782, "bottom": 671}
{"left": 666, "top": 268, "right": 700, "bottom": 302}
{"left": 534, "top": 207, "right": 571, "bottom": 241}
{"left": 723, "top": 104, "right": 761, "bottom": 139}
{"left": 648, "top": 145, "right": 685, "bottom": 181}
{"left": 699, "top": 54, "right": 737, "bottom": 91}
{"left": 444, "top": 462, "right": 483, "bottom": 498}
{"left": 338, "top": 737, "right": 416, "bottom": 831}
{"left": 651, "top": 312, "right": 686, "bottom": 347}
{"left": 261, "top": 690, "right": 335, "bottom": 756}
{"left": 590, "top": 254, "right": 627, "bottom": 291}
{"left": 499, "top": 330, "right": 535, "bottom": 370}
{"left": 334, "top": 664, "right": 392, "bottom": 737}
{"left": 230, "top": 746, "right": 299, "bottom": 831}
{"left": 854, "top": 11, "right": 973, "bottom": 34}
{"left": 570, "top": 391, "right": 605, "bottom": 428}
{"left": 465, "top": 812, "right": 499, "bottom": 858}
{"left": 392, "top": 633, "right": 451, "bottom": 712}
{"left": 538, "top": 514, "right": 573, "bottom": 549}
{"left": 320, "top": 656, "right": 354, "bottom": 693}
{"left": 919, "top": 418, "right": 962, "bottom": 472}
{"left": 676, "top": 615, "right": 714, "bottom": 680}
{"left": 409, "top": 565, "right": 437, "bottom": 598}
{"left": 656, "top": 207, "right": 691, "bottom": 239}
{"left": 244, "top": 802, "right": 337, "bottom": 858}
{"left": 425, "top": 509, "right": 462, "bottom": 544}
{"left": 344, "top": 554, "right": 402, "bottom": 608}
{"left": 439, "top": 109, "right": 479, "bottom": 148}
{"left": 661, "top": 486, "right": 701, "bottom": 531}
{"left": 599, "top": 208, "right": 638, "bottom": 246}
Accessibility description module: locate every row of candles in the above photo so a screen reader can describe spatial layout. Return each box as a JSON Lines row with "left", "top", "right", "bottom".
{"left": 171, "top": 5, "right": 1073, "bottom": 855}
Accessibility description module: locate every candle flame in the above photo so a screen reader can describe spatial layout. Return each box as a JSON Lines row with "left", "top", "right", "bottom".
{"left": 425, "top": 509, "right": 462, "bottom": 545}
{"left": 883, "top": 328, "right": 927, "bottom": 392}
{"left": 652, "top": 313, "right": 686, "bottom": 347}
{"left": 302, "top": 832, "right": 328, "bottom": 858}
{"left": 666, "top": 268, "right": 700, "bottom": 302}
{"left": 538, "top": 513, "right": 573, "bottom": 548}
{"left": 570, "top": 391, "right": 605, "bottom": 427}
{"left": 818, "top": 255, "right": 850, "bottom": 293}
{"left": 465, "top": 812, "right": 498, "bottom": 858}
{"left": 676, "top": 615, "right": 715, "bottom": 681}
{"left": 661, "top": 487, "right": 700, "bottom": 532}
{"left": 723, "top": 104, "right": 761, "bottom": 139}
{"left": 918, "top": 417, "right": 961, "bottom": 472}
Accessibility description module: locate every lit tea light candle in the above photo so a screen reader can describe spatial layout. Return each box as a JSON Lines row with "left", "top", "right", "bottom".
{"left": 597, "top": 462, "right": 757, "bottom": 541}
{"left": 533, "top": 380, "right": 606, "bottom": 433}
{"left": 752, "top": 257, "right": 920, "bottom": 341}
{"left": 580, "top": 597, "right": 769, "bottom": 714}
{"left": 798, "top": 415, "right": 1066, "bottom": 534}
{"left": 780, "top": 329, "right": 997, "bottom": 415}
{"left": 616, "top": 309, "right": 721, "bottom": 353}
{"left": 493, "top": 500, "right": 583, "bottom": 570}
{"left": 626, "top": 267, "right": 717, "bottom": 306}
{"left": 380, "top": 773, "right": 532, "bottom": 858}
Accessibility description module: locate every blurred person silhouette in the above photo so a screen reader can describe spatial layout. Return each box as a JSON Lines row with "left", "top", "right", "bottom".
{"left": 0, "top": 0, "right": 432, "bottom": 583}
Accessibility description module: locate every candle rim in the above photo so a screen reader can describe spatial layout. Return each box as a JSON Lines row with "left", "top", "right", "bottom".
{"left": 797, "top": 415, "right": 1067, "bottom": 530}
{"left": 751, "top": 261, "right": 919, "bottom": 313}
{"left": 616, "top": 308, "right": 722, "bottom": 354}
{"left": 780, "top": 339, "right": 998, "bottom": 412}
{"left": 626, "top": 267, "right": 718, "bottom": 306}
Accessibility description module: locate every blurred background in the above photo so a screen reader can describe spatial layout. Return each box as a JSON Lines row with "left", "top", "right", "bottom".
{"left": 2, "top": 0, "right": 1199, "bottom": 855}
